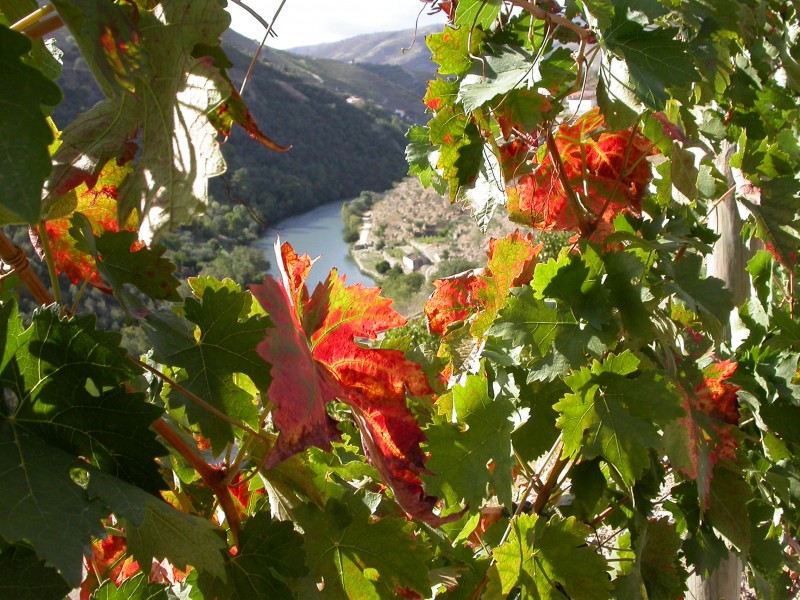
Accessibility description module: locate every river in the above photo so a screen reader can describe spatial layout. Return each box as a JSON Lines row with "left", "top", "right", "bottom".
{"left": 254, "top": 200, "right": 375, "bottom": 289}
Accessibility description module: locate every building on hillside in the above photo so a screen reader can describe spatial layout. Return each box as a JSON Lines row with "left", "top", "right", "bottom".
{"left": 402, "top": 253, "right": 431, "bottom": 272}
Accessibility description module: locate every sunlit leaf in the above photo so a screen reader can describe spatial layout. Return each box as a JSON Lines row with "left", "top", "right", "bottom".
{"left": 253, "top": 242, "right": 454, "bottom": 526}
{"left": 491, "top": 514, "right": 611, "bottom": 599}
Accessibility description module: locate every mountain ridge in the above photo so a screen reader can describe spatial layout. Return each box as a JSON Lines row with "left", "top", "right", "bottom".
{"left": 288, "top": 25, "right": 440, "bottom": 74}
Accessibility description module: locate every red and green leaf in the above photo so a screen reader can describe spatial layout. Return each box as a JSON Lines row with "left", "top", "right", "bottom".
{"left": 425, "top": 230, "right": 540, "bottom": 337}
{"left": 675, "top": 360, "right": 741, "bottom": 504}
{"left": 507, "top": 108, "right": 654, "bottom": 239}
{"left": 253, "top": 242, "right": 456, "bottom": 526}
{"left": 34, "top": 159, "right": 138, "bottom": 292}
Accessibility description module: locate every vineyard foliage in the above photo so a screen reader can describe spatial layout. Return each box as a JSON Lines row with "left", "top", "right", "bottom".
{"left": 1, "top": 0, "right": 800, "bottom": 598}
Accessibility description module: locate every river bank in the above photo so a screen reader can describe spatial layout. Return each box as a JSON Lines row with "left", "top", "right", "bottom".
{"left": 348, "top": 178, "right": 518, "bottom": 314}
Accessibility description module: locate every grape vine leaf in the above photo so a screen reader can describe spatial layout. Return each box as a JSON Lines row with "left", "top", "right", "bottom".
{"left": 637, "top": 518, "right": 687, "bottom": 600}
{"left": 82, "top": 463, "right": 227, "bottom": 581}
{"left": 739, "top": 176, "right": 800, "bottom": 268}
{"left": 0, "top": 543, "right": 71, "bottom": 600}
{"left": 0, "top": 25, "right": 61, "bottom": 225}
{"left": 254, "top": 243, "right": 456, "bottom": 526}
{"left": 454, "top": 0, "right": 502, "bottom": 28}
{"left": 663, "top": 253, "right": 733, "bottom": 342}
{"left": 90, "top": 573, "right": 168, "bottom": 600}
{"left": 423, "top": 373, "right": 515, "bottom": 509}
{"left": 602, "top": 18, "right": 699, "bottom": 109}
{"left": 75, "top": 222, "right": 181, "bottom": 303}
{"left": 706, "top": 464, "right": 751, "bottom": 552}
{"left": 427, "top": 25, "right": 484, "bottom": 76}
{"left": 144, "top": 284, "right": 271, "bottom": 452}
{"left": 491, "top": 514, "right": 611, "bottom": 600}
{"left": 200, "top": 514, "right": 306, "bottom": 599}
{"left": 47, "top": 0, "right": 235, "bottom": 237}
{"left": 425, "top": 230, "right": 539, "bottom": 339}
{"left": 121, "top": 498, "right": 226, "bottom": 582}
{"left": 293, "top": 498, "right": 432, "bottom": 599}
{"left": 1, "top": 305, "right": 165, "bottom": 493}
{"left": 0, "top": 424, "right": 109, "bottom": 586}
{"left": 49, "top": 0, "right": 148, "bottom": 97}
{"left": 459, "top": 48, "right": 533, "bottom": 112}
{"left": 510, "top": 377, "right": 566, "bottom": 464}
{"left": 34, "top": 159, "right": 135, "bottom": 291}
{"left": 488, "top": 285, "right": 579, "bottom": 357}
{"left": 555, "top": 351, "right": 683, "bottom": 487}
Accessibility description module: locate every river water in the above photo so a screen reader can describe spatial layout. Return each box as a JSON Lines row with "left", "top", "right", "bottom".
{"left": 254, "top": 200, "right": 375, "bottom": 289}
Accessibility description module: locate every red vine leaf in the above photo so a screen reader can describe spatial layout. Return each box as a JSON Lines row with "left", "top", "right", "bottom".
{"left": 507, "top": 108, "right": 653, "bottom": 239}
{"left": 425, "top": 230, "right": 541, "bottom": 337}
{"left": 678, "top": 360, "right": 741, "bottom": 504}
{"left": 33, "top": 159, "right": 139, "bottom": 292}
{"left": 252, "top": 242, "right": 456, "bottom": 526}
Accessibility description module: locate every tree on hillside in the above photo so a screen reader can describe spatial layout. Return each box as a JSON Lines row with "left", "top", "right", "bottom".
{"left": 0, "top": 1, "right": 799, "bottom": 599}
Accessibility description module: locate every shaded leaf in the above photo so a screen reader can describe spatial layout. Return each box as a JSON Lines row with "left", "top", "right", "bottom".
{"left": 0, "top": 424, "right": 108, "bottom": 586}
{"left": 2, "top": 305, "right": 164, "bottom": 492}
{"left": 202, "top": 514, "right": 306, "bottom": 599}
{"left": 602, "top": 19, "right": 699, "bottom": 109}
{"left": 707, "top": 464, "right": 751, "bottom": 552}
{"left": 0, "top": 543, "right": 71, "bottom": 600}
{"left": 0, "top": 25, "right": 61, "bottom": 225}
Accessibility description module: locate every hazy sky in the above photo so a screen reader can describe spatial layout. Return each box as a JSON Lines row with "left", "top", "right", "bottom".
{"left": 227, "top": 0, "right": 447, "bottom": 49}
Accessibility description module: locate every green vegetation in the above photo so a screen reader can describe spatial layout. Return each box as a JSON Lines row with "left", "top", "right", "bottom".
{"left": 340, "top": 191, "right": 376, "bottom": 243}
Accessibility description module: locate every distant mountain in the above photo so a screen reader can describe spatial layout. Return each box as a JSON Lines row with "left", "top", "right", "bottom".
{"left": 223, "top": 29, "right": 431, "bottom": 122}
{"left": 51, "top": 29, "right": 427, "bottom": 226}
{"left": 289, "top": 25, "right": 440, "bottom": 76}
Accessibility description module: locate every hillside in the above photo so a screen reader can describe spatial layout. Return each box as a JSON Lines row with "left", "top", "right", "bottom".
{"left": 290, "top": 25, "right": 441, "bottom": 75}
{"left": 50, "top": 30, "right": 430, "bottom": 227}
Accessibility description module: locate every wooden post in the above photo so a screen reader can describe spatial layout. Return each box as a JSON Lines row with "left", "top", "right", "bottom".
{"left": 686, "top": 143, "right": 746, "bottom": 599}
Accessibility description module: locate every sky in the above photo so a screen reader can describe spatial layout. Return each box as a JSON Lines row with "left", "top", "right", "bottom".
{"left": 226, "top": 0, "right": 447, "bottom": 50}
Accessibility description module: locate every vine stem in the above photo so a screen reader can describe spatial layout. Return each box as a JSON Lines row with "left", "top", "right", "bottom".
{"left": 131, "top": 356, "right": 273, "bottom": 448}
{"left": 151, "top": 418, "right": 241, "bottom": 547}
{"left": 0, "top": 230, "right": 54, "bottom": 305}
{"left": 10, "top": 4, "right": 63, "bottom": 39}
{"left": 37, "top": 222, "right": 62, "bottom": 305}
{"left": 506, "top": 0, "right": 591, "bottom": 41}
{"left": 545, "top": 127, "right": 592, "bottom": 236}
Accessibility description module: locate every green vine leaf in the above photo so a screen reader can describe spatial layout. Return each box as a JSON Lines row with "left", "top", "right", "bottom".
{"left": 0, "top": 424, "right": 109, "bottom": 587}
{"left": 555, "top": 351, "right": 683, "bottom": 487}
{"left": 491, "top": 514, "right": 612, "bottom": 599}
{"left": 144, "top": 284, "right": 271, "bottom": 452}
{"left": 201, "top": 514, "right": 307, "bottom": 599}
{"left": 454, "top": 0, "right": 502, "bottom": 28}
{"left": 602, "top": 18, "right": 699, "bottom": 109}
{"left": 0, "top": 543, "right": 72, "bottom": 600}
{"left": 90, "top": 573, "right": 168, "bottom": 600}
{"left": 0, "top": 25, "right": 61, "bottom": 225}
{"left": 423, "top": 373, "right": 515, "bottom": 509}
{"left": 1, "top": 304, "right": 165, "bottom": 493}
{"left": 294, "top": 499, "right": 432, "bottom": 599}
